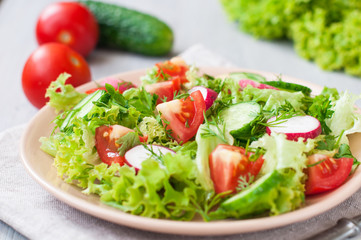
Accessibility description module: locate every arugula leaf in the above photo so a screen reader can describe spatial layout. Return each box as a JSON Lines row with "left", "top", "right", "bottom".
{"left": 105, "top": 83, "right": 126, "bottom": 106}
{"left": 334, "top": 144, "right": 359, "bottom": 165}
{"left": 316, "top": 135, "right": 337, "bottom": 151}
{"left": 124, "top": 88, "right": 158, "bottom": 118}
{"left": 306, "top": 92, "right": 335, "bottom": 134}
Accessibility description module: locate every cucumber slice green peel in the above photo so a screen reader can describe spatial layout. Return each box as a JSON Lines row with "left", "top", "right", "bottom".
{"left": 229, "top": 72, "right": 312, "bottom": 96}
{"left": 219, "top": 101, "right": 265, "bottom": 144}
{"left": 60, "top": 90, "right": 107, "bottom": 131}
{"left": 209, "top": 168, "right": 300, "bottom": 219}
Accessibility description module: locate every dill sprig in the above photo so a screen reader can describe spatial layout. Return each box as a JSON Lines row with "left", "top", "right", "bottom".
{"left": 173, "top": 92, "right": 190, "bottom": 100}
{"left": 141, "top": 144, "right": 165, "bottom": 165}
{"left": 261, "top": 100, "right": 303, "bottom": 128}
{"left": 200, "top": 113, "right": 228, "bottom": 143}
{"left": 236, "top": 173, "right": 255, "bottom": 192}
{"left": 156, "top": 113, "right": 176, "bottom": 142}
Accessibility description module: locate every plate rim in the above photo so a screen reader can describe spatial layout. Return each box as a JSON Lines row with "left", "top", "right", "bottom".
{"left": 20, "top": 66, "right": 361, "bottom": 236}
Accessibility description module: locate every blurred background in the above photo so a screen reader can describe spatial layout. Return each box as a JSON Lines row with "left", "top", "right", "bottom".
{"left": 3, "top": 0, "right": 361, "bottom": 132}
{"left": 2, "top": 0, "right": 361, "bottom": 238}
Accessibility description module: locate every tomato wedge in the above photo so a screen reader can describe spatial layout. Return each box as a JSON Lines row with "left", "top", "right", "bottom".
{"left": 86, "top": 87, "right": 107, "bottom": 94}
{"left": 155, "top": 58, "right": 189, "bottom": 83}
{"left": 209, "top": 144, "right": 264, "bottom": 194}
{"left": 156, "top": 90, "right": 206, "bottom": 143}
{"left": 305, "top": 154, "right": 353, "bottom": 195}
{"left": 95, "top": 125, "right": 147, "bottom": 166}
{"left": 145, "top": 76, "right": 181, "bottom": 104}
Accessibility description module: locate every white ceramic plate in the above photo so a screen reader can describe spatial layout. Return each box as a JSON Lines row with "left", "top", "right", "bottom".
{"left": 20, "top": 67, "right": 361, "bottom": 236}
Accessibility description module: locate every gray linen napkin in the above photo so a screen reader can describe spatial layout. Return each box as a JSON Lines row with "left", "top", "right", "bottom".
{"left": 1, "top": 45, "right": 361, "bottom": 240}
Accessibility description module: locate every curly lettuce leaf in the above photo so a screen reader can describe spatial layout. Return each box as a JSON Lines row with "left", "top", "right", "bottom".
{"left": 325, "top": 91, "right": 361, "bottom": 143}
{"left": 138, "top": 116, "right": 178, "bottom": 147}
{"left": 241, "top": 85, "right": 306, "bottom": 112}
{"left": 221, "top": 0, "right": 361, "bottom": 76}
{"left": 57, "top": 85, "right": 142, "bottom": 133}
{"left": 45, "top": 73, "right": 86, "bottom": 113}
{"left": 93, "top": 151, "right": 208, "bottom": 220}
{"left": 40, "top": 118, "right": 100, "bottom": 188}
{"left": 251, "top": 133, "right": 315, "bottom": 181}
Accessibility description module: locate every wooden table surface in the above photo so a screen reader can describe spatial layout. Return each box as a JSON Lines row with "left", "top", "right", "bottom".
{"left": 2, "top": 0, "right": 361, "bottom": 239}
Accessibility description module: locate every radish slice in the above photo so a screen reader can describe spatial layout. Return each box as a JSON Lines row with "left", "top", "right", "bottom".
{"left": 239, "top": 79, "right": 278, "bottom": 90}
{"left": 266, "top": 115, "right": 321, "bottom": 141}
{"left": 188, "top": 86, "right": 218, "bottom": 110}
{"left": 101, "top": 77, "right": 136, "bottom": 92}
{"left": 124, "top": 144, "right": 175, "bottom": 171}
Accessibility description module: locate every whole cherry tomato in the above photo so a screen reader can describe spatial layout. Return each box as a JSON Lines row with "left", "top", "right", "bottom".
{"left": 36, "top": 2, "right": 99, "bottom": 56}
{"left": 22, "top": 43, "right": 91, "bottom": 109}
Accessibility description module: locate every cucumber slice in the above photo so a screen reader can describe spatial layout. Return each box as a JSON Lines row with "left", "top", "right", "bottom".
{"left": 60, "top": 90, "right": 106, "bottom": 131}
{"left": 210, "top": 169, "right": 296, "bottom": 219}
{"left": 264, "top": 81, "right": 312, "bottom": 96}
{"left": 219, "top": 102, "right": 261, "bottom": 139}
{"left": 220, "top": 170, "right": 284, "bottom": 210}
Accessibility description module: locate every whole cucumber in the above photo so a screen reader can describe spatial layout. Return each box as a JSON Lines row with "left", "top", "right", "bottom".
{"left": 81, "top": 0, "right": 174, "bottom": 56}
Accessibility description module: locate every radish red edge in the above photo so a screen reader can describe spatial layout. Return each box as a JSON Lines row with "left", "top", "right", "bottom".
{"left": 101, "top": 77, "right": 136, "bottom": 92}
{"left": 266, "top": 115, "right": 322, "bottom": 141}
{"left": 124, "top": 144, "right": 175, "bottom": 172}
{"left": 188, "top": 86, "right": 218, "bottom": 110}
{"left": 239, "top": 79, "right": 278, "bottom": 90}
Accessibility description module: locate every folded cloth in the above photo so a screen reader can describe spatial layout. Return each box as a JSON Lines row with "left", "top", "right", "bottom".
{"left": 1, "top": 45, "right": 361, "bottom": 240}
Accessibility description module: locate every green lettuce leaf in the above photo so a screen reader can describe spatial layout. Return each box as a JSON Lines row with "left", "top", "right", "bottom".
{"left": 45, "top": 73, "right": 86, "bottom": 113}
{"left": 326, "top": 91, "right": 361, "bottom": 143}
{"left": 138, "top": 116, "right": 178, "bottom": 147}
{"left": 95, "top": 151, "right": 208, "bottom": 220}
{"left": 250, "top": 133, "right": 315, "bottom": 181}
{"left": 241, "top": 86, "right": 306, "bottom": 112}
{"left": 40, "top": 118, "right": 100, "bottom": 188}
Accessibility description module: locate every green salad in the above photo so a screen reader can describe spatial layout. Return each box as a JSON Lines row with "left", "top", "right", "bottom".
{"left": 40, "top": 58, "right": 361, "bottom": 221}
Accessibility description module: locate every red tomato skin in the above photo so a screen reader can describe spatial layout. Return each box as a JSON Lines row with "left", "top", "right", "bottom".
{"left": 85, "top": 87, "right": 107, "bottom": 95}
{"left": 156, "top": 61, "right": 189, "bottom": 83}
{"left": 22, "top": 43, "right": 91, "bottom": 109}
{"left": 95, "top": 125, "right": 147, "bottom": 166}
{"left": 305, "top": 154, "right": 353, "bottom": 195}
{"left": 145, "top": 76, "right": 181, "bottom": 104}
{"left": 156, "top": 90, "right": 206, "bottom": 143}
{"left": 36, "top": 2, "right": 99, "bottom": 56}
{"left": 209, "top": 144, "right": 264, "bottom": 194}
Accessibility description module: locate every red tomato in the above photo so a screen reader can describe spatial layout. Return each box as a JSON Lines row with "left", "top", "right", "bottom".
{"left": 156, "top": 59, "right": 189, "bottom": 83}
{"left": 305, "top": 154, "right": 353, "bottom": 195}
{"left": 156, "top": 90, "right": 206, "bottom": 143}
{"left": 85, "top": 87, "right": 107, "bottom": 95}
{"left": 95, "top": 125, "right": 147, "bottom": 166}
{"left": 36, "top": 2, "right": 99, "bottom": 56}
{"left": 22, "top": 43, "right": 91, "bottom": 109}
{"left": 209, "top": 144, "right": 264, "bottom": 194}
{"left": 145, "top": 76, "right": 181, "bottom": 103}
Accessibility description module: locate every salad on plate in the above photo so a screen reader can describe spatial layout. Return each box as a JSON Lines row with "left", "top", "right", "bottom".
{"left": 40, "top": 58, "right": 361, "bottom": 221}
